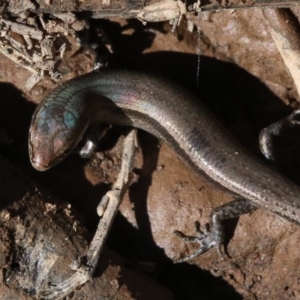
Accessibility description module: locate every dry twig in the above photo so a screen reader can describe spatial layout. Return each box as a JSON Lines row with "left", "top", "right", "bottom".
{"left": 263, "top": 8, "right": 300, "bottom": 97}
{"left": 39, "top": 130, "right": 137, "bottom": 300}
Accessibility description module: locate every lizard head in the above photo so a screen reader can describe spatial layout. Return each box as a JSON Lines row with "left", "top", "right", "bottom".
{"left": 29, "top": 102, "right": 88, "bottom": 171}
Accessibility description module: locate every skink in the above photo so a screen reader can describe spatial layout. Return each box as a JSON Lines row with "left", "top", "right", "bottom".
{"left": 28, "top": 69, "right": 300, "bottom": 258}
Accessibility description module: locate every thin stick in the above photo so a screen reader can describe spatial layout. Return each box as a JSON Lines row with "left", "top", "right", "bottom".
{"left": 263, "top": 8, "right": 300, "bottom": 98}
{"left": 40, "top": 129, "right": 137, "bottom": 300}
{"left": 199, "top": 0, "right": 300, "bottom": 12}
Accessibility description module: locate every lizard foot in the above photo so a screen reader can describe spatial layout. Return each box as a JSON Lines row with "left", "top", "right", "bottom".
{"left": 174, "top": 221, "right": 220, "bottom": 263}
{"left": 174, "top": 199, "right": 256, "bottom": 263}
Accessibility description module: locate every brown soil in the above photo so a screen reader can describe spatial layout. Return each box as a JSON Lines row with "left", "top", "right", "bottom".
{"left": 1, "top": 9, "right": 300, "bottom": 300}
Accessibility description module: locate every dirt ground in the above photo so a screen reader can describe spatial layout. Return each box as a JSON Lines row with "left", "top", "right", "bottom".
{"left": 1, "top": 7, "right": 300, "bottom": 300}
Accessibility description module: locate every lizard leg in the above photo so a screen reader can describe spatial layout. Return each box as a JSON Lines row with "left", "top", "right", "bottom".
{"left": 259, "top": 109, "right": 300, "bottom": 162}
{"left": 78, "top": 123, "right": 110, "bottom": 158}
{"left": 175, "top": 198, "right": 257, "bottom": 262}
